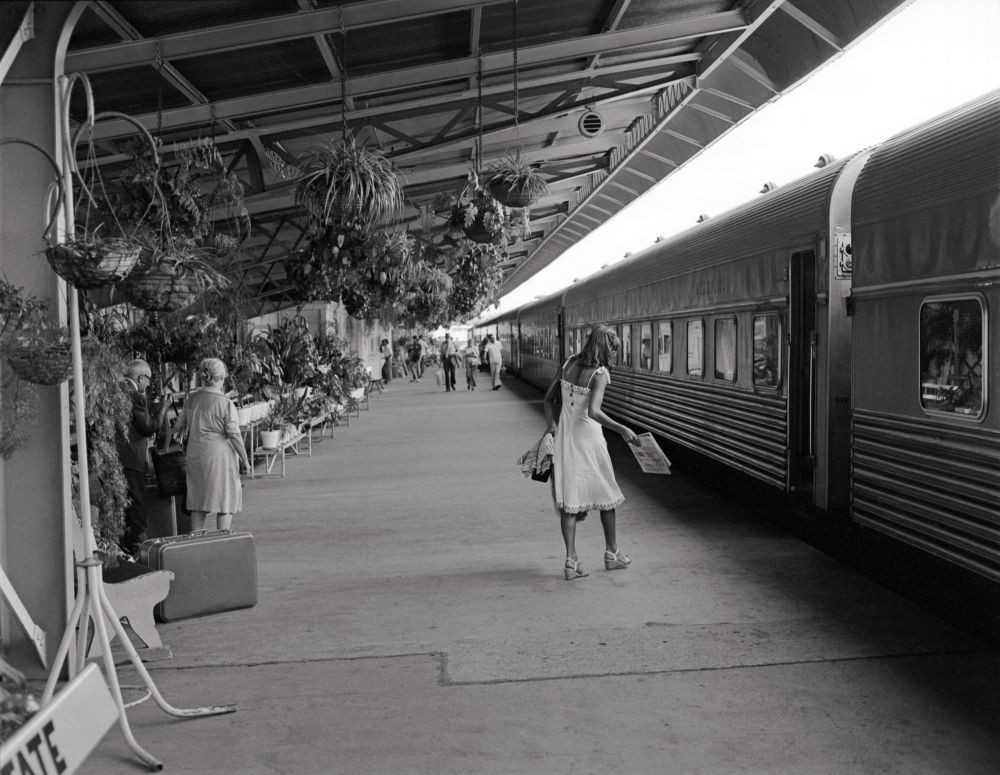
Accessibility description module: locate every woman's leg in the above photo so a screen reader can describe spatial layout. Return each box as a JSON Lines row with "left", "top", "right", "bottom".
{"left": 599, "top": 509, "right": 617, "bottom": 553}
{"left": 560, "top": 510, "right": 578, "bottom": 560}
{"left": 189, "top": 510, "right": 208, "bottom": 532}
{"left": 601, "top": 509, "right": 631, "bottom": 568}
{"left": 217, "top": 513, "right": 233, "bottom": 531}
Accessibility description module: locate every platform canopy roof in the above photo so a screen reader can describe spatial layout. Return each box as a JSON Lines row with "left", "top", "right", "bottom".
{"left": 60, "top": 0, "right": 909, "bottom": 316}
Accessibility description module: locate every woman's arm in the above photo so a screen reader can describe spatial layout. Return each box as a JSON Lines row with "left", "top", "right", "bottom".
{"left": 588, "top": 371, "right": 639, "bottom": 445}
{"left": 542, "top": 359, "right": 570, "bottom": 434}
{"left": 227, "top": 433, "right": 251, "bottom": 472}
{"left": 224, "top": 403, "right": 252, "bottom": 471}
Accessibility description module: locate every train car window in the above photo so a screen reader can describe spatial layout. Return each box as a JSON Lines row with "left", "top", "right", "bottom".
{"left": 714, "top": 318, "right": 737, "bottom": 382}
{"left": 620, "top": 324, "right": 633, "bottom": 368}
{"left": 752, "top": 314, "right": 781, "bottom": 389}
{"left": 657, "top": 321, "right": 673, "bottom": 372}
{"left": 687, "top": 320, "right": 704, "bottom": 377}
{"left": 920, "top": 296, "right": 985, "bottom": 418}
{"left": 639, "top": 323, "right": 652, "bottom": 370}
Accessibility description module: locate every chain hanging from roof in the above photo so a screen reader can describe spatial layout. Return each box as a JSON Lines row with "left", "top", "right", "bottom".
{"left": 484, "top": 1, "right": 548, "bottom": 210}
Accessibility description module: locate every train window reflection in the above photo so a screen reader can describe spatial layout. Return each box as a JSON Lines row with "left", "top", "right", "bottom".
{"left": 657, "top": 321, "right": 672, "bottom": 372}
{"left": 920, "top": 297, "right": 985, "bottom": 417}
{"left": 639, "top": 323, "right": 652, "bottom": 370}
{"left": 753, "top": 314, "right": 781, "bottom": 389}
{"left": 714, "top": 318, "right": 737, "bottom": 381}
{"left": 687, "top": 320, "right": 704, "bottom": 377}
{"left": 620, "top": 324, "right": 632, "bottom": 368}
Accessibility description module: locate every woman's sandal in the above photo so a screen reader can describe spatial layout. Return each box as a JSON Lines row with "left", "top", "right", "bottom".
{"left": 564, "top": 557, "right": 589, "bottom": 580}
{"left": 604, "top": 549, "right": 632, "bottom": 571}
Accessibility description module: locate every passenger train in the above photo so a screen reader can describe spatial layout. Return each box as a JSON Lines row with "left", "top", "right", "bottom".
{"left": 475, "top": 89, "right": 1000, "bottom": 584}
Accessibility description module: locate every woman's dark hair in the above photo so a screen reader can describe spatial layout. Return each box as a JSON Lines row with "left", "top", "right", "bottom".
{"left": 577, "top": 325, "right": 618, "bottom": 368}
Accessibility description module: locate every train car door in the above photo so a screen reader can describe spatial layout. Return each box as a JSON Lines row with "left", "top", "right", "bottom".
{"left": 788, "top": 248, "right": 817, "bottom": 492}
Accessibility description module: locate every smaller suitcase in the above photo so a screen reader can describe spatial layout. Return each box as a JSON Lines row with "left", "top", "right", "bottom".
{"left": 139, "top": 530, "right": 258, "bottom": 622}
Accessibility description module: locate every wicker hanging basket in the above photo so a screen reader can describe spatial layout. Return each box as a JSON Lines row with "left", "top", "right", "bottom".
{"left": 487, "top": 180, "right": 539, "bottom": 209}
{"left": 124, "top": 258, "right": 207, "bottom": 312}
{"left": 45, "top": 237, "right": 141, "bottom": 290}
{"left": 6, "top": 341, "right": 73, "bottom": 385}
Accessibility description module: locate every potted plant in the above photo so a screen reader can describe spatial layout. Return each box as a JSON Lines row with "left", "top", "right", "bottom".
{"left": 485, "top": 151, "right": 549, "bottom": 208}
{"left": 0, "top": 278, "right": 44, "bottom": 343}
{"left": 294, "top": 134, "right": 404, "bottom": 234}
{"left": 0, "top": 374, "right": 37, "bottom": 461}
{"left": 257, "top": 406, "right": 287, "bottom": 449}
{"left": 76, "top": 336, "right": 133, "bottom": 551}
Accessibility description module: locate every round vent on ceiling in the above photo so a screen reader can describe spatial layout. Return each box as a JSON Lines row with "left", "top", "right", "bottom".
{"left": 578, "top": 110, "right": 604, "bottom": 137}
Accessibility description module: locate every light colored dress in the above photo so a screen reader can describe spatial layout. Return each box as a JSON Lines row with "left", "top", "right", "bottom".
{"left": 181, "top": 387, "right": 242, "bottom": 514}
{"left": 551, "top": 365, "right": 624, "bottom": 515}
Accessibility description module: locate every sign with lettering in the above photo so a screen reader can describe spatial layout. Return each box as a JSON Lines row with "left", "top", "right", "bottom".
{"left": 0, "top": 664, "right": 117, "bottom": 775}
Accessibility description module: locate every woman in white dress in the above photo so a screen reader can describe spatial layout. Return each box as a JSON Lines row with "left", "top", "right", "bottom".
{"left": 174, "top": 358, "right": 251, "bottom": 532}
{"left": 543, "top": 325, "right": 639, "bottom": 580}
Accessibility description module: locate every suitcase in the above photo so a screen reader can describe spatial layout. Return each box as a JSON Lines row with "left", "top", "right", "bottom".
{"left": 139, "top": 530, "right": 258, "bottom": 622}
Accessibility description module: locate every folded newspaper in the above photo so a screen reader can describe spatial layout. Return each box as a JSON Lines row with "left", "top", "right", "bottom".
{"left": 630, "top": 432, "right": 672, "bottom": 474}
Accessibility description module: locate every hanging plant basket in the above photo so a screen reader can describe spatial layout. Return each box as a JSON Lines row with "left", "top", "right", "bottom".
{"left": 6, "top": 341, "right": 72, "bottom": 386}
{"left": 485, "top": 153, "right": 549, "bottom": 210}
{"left": 487, "top": 180, "right": 540, "bottom": 209}
{"left": 463, "top": 220, "right": 496, "bottom": 244}
{"left": 124, "top": 256, "right": 210, "bottom": 312}
{"left": 44, "top": 236, "right": 141, "bottom": 290}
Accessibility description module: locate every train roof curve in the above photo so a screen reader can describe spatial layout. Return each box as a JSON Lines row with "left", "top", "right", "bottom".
{"left": 853, "top": 88, "right": 1000, "bottom": 286}
{"left": 563, "top": 152, "right": 859, "bottom": 310}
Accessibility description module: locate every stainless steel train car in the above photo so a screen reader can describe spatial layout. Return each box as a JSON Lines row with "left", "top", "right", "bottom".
{"left": 474, "top": 89, "right": 999, "bottom": 583}
{"left": 849, "top": 92, "right": 999, "bottom": 580}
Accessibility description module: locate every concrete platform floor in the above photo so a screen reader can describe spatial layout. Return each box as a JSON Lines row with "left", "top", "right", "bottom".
{"left": 82, "top": 376, "right": 1000, "bottom": 774}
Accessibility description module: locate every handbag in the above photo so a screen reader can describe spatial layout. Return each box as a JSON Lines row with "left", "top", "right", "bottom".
{"left": 150, "top": 446, "right": 186, "bottom": 496}
{"left": 150, "top": 409, "right": 186, "bottom": 496}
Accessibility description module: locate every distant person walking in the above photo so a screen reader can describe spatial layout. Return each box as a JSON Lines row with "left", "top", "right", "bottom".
{"left": 463, "top": 337, "right": 481, "bottom": 390}
{"left": 483, "top": 333, "right": 504, "bottom": 390}
{"left": 379, "top": 338, "right": 393, "bottom": 386}
{"left": 408, "top": 336, "right": 423, "bottom": 382}
{"left": 440, "top": 333, "right": 459, "bottom": 392}
{"left": 542, "top": 325, "right": 639, "bottom": 580}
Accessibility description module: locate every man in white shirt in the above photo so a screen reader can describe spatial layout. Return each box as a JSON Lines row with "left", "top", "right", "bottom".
{"left": 483, "top": 333, "right": 504, "bottom": 390}
{"left": 440, "top": 333, "right": 459, "bottom": 391}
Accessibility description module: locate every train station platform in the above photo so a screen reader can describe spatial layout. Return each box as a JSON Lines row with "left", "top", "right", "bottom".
{"left": 82, "top": 375, "right": 1000, "bottom": 774}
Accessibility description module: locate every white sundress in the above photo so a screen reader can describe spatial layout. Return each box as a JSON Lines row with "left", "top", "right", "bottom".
{"left": 551, "top": 365, "right": 625, "bottom": 516}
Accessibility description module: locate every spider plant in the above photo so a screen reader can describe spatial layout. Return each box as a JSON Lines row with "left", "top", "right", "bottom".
{"left": 294, "top": 134, "right": 404, "bottom": 233}
{"left": 485, "top": 151, "right": 549, "bottom": 208}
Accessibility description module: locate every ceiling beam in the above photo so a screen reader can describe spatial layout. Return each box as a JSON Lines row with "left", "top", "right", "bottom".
{"left": 85, "top": 12, "right": 736, "bottom": 139}
{"left": 89, "top": 0, "right": 240, "bottom": 133}
{"left": 779, "top": 1, "right": 845, "bottom": 51}
{"left": 66, "top": 0, "right": 502, "bottom": 72}
{"left": 90, "top": 52, "right": 698, "bottom": 143}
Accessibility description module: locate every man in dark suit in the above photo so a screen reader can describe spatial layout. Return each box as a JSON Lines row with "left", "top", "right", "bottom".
{"left": 118, "top": 359, "right": 166, "bottom": 556}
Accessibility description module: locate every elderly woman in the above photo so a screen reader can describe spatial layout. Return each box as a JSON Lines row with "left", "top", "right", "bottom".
{"left": 174, "top": 357, "right": 251, "bottom": 532}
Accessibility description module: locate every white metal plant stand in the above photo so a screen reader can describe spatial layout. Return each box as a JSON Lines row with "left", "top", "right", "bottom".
{"left": 40, "top": 72, "right": 236, "bottom": 772}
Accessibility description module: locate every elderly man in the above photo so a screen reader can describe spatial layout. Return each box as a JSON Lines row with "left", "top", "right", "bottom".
{"left": 483, "top": 333, "right": 504, "bottom": 390}
{"left": 118, "top": 359, "right": 167, "bottom": 556}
